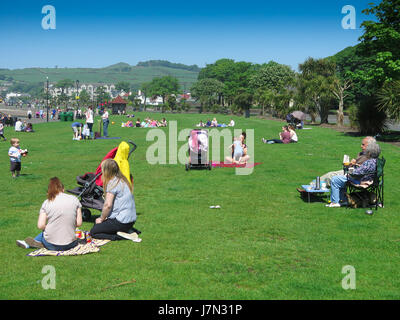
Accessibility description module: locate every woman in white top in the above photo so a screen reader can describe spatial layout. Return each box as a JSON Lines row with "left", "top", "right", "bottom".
{"left": 16, "top": 177, "right": 82, "bottom": 250}
{"left": 85, "top": 106, "right": 94, "bottom": 139}
{"left": 288, "top": 125, "right": 298, "bottom": 143}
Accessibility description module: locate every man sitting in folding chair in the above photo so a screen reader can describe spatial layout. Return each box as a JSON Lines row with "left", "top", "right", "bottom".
{"left": 326, "top": 141, "right": 381, "bottom": 208}
{"left": 347, "top": 154, "right": 385, "bottom": 210}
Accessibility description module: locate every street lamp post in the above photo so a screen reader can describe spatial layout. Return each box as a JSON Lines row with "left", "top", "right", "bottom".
{"left": 46, "top": 77, "right": 49, "bottom": 122}
{"left": 76, "top": 80, "right": 80, "bottom": 112}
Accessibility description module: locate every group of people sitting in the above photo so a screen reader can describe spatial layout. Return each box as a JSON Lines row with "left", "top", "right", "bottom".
{"left": 297, "top": 136, "right": 381, "bottom": 208}
{"left": 15, "top": 119, "right": 34, "bottom": 132}
{"left": 261, "top": 125, "right": 298, "bottom": 144}
{"left": 132, "top": 117, "right": 167, "bottom": 128}
{"left": 16, "top": 158, "right": 140, "bottom": 251}
{"left": 196, "top": 118, "right": 235, "bottom": 128}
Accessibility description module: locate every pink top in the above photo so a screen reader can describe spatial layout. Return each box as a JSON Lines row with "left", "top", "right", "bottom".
{"left": 281, "top": 131, "right": 291, "bottom": 144}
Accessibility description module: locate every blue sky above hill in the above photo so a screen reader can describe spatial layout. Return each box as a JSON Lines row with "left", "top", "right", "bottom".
{"left": 0, "top": 0, "right": 377, "bottom": 70}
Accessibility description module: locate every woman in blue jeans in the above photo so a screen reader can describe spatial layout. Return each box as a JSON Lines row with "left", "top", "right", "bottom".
{"left": 327, "top": 141, "right": 380, "bottom": 208}
{"left": 16, "top": 177, "right": 82, "bottom": 250}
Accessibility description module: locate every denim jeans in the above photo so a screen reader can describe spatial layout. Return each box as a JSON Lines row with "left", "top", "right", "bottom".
{"left": 103, "top": 119, "right": 109, "bottom": 137}
{"left": 330, "top": 175, "right": 361, "bottom": 204}
{"left": 35, "top": 232, "right": 78, "bottom": 251}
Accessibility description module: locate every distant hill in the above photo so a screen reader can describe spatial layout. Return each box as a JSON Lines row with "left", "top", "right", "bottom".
{"left": 136, "top": 60, "right": 201, "bottom": 72}
{"left": 0, "top": 61, "right": 200, "bottom": 92}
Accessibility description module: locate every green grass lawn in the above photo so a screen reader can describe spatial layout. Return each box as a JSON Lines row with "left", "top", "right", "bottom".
{"left": 1, "top": 112, "right": 400, "bottom": 300}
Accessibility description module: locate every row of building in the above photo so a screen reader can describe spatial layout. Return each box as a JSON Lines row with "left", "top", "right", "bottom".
{"left": 45, "top": 82, "right": 195, "bottom": 106}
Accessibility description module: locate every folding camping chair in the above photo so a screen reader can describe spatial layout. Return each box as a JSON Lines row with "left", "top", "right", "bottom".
{"left": 347, "top": 156, "right": 385, "bottom": 210}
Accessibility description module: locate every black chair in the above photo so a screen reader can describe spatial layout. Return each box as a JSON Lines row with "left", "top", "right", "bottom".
{"left": 347, "top": 157, "right": 385, "bottom": 210}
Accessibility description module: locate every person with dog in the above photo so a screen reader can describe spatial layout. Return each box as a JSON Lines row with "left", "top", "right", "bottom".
{"left": 90, "top": 159, "right": 139, "bottom": 242}
{"left": 326, "top": 141, "right": 381, "bottom": 208}
{"left": 16, "top": 177, "right": 82, "bottom": 250}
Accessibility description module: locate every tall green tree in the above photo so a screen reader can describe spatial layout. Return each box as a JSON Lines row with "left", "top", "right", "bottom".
{"left": 191, "top": 78, "right": 224, "bottom": 112}
{"left": 355, "top": 0, "right": 400, "bottom": 89}
{"left": 249, "top": 61, "right": 296, "bottom": 92}
{"left": 55, "top": 79, "right": 74, "bottom": 94}
{"left": 147, "top": 76, "right": 180, "bottom": 104}
{"left": 198, "top": 59, "right": 255, "bottom": 106}
{"left": 115, "top": 81, "right": 131, "bottom": 93}
{"left": 298, "top": 58, "right": 336, "bottom": 124}
{"left": 139, "top": 82, "right": 151, "bottom": 110}
{"left": 78, "top": 89, "right": 91, "bottom": 106}
{"left": 377, "top": 80, "right": 400, "bottom": 120}
{"left": 95, "top": 86, "right": 111, "bottom": 104}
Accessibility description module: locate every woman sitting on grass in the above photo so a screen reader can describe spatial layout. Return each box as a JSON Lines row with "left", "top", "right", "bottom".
{"left": 16, "top": 177, "right": 82, "bottom": 250}
{"left": 326, "top": 141, "right": 380, "bottom": 208}
{"left": 225, "top": 134, "right": 250, "bottom": 165}
{"left": 262, "top": 126, "right": 291, "bottom": 144}
{"left": 288, "top": 125, "right": 298, "bottom": 143}
{"left": 90, "top": 159, "right": 139, "bottom": 241}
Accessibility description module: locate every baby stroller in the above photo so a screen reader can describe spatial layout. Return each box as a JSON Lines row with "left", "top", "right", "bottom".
{"left": 67, "top": 140, "right": 137, "bottom": 221}
{"left": 185, "top": 129, "right": 211, "bottom": 171}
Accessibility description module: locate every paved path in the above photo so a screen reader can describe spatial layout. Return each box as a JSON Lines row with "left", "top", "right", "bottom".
{"left": 0, "top": 107, "right": 59, "bottom": 124}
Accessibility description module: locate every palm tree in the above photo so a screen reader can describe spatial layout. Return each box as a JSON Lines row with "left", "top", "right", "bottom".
{"left": 377, "top": 80, "right": 400, "bottom": 121}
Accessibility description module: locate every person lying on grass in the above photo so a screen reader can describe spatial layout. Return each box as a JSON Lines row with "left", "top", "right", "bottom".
{"left": 90, "top": 159, "right": 139, "bottom": 242}
{"left": 326, "top": 141, "right": 380, "bottom": 208}
{"left": 16, "top": 177, "right": 82, "bottom": 250}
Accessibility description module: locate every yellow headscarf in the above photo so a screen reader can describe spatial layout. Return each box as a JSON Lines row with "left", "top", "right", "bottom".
{"left": 113, "top": 141, "right": 131, "bottom": 186}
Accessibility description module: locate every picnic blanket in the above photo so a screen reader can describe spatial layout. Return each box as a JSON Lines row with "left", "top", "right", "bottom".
{"left": 211, "top": 161, "right": 262, "bottom": 168}
{"left": 26, "top": 239, "right": 110, "bottom": 257}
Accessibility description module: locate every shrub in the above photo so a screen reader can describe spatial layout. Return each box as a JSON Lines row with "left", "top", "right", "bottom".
{"left": 355, "top": 95, "right": 388, "bottom": 135}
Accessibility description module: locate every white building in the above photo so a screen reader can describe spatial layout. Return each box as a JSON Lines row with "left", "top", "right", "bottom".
{"left": 46, "top": 83, "right": 117, "bottom": 100}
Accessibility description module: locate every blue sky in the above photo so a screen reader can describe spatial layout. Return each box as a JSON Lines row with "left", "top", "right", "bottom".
{"left": 0, "top": 0, "right": 377, "bottom": 70}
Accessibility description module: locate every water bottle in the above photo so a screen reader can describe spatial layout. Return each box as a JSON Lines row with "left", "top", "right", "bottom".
{"left": 316, "top": 176, "right": 320, "bottom": 190}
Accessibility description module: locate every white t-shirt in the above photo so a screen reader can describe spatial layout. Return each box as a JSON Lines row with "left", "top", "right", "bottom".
{"left": 15, "top": 121, "right": 23, "bottom": 131}
{"left": 102, "top": 110, "right": 109, "bottom": 120}
{"left": 290, "top": 130, "right": 298, "bottom": 142}
{"left": 40, "top": 193, "right": 82, "bottom": 245}
{"left": 85, "top": 109, "right": 93, "bottom": 124}
{"left": 9, "top": 146, "right": 21, "bottom": 162}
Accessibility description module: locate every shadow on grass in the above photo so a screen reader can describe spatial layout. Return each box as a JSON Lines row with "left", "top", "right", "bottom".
{"left": 298, "top": 192, "right": 330, "bottom": 204}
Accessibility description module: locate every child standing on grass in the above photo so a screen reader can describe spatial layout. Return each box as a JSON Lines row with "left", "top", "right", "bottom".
{"left": 8, "top": 138, "right": 27, "bottom": 178}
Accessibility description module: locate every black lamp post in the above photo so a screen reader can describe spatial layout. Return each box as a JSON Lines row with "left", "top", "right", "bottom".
{"left": 46, "top": 76, "right": 49, "bottom": 122}
{"left": 76, "top": 80, "right": 80, "bottom": 111}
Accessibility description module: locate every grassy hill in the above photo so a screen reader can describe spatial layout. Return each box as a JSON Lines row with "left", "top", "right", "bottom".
{"left": 0, "top": 61, "right": 200, "bottom": 91}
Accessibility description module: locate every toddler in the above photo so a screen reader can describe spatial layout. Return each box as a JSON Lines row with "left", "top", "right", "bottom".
{"left": 8, "top": 138, "right": 27, "bottom": 178}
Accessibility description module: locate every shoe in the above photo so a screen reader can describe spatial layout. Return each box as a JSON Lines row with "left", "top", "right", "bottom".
{"left": 325, "top": 203, "right": 341, "bottom": 208}
{"left": 16, "top": 240, "right": 29, "bottom": 249}
{"left": 128, "top": 227, "right": 141, "bottom": 235}
{"left": 297, "top": 188, "right": 306, "bottom": 193}
{"left": 117, "top": 231, "right": 142, "bottom": 242}
{"left": 25, "top": 237, "right": 44, "bottom": 248}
